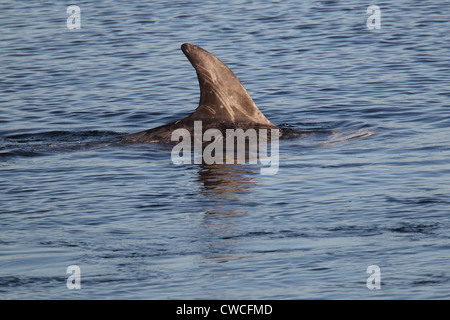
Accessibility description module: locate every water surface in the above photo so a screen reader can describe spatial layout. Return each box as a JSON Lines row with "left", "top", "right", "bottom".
{"left": 1, "top": 0, "right": 449, "bottom": 299}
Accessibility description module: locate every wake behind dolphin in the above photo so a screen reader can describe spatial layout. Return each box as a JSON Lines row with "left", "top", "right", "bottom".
{"left": 122, "top": 43, "right": 280, "bottom": 143}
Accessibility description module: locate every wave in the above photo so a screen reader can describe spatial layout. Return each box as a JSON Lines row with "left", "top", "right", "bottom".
{"left": 0, "top": 130, "right": 124, "bottom": 160}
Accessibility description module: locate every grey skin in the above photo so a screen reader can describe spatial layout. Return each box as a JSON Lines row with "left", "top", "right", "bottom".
{"left": 122, "top": 43, "right": 280, "bottom": 143}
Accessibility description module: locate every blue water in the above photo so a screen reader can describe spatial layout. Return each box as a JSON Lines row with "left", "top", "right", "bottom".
{"left": 1, "top": 1, "right": 449, "bottom": 299}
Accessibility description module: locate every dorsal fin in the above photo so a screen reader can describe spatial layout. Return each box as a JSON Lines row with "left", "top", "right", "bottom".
{"left": 181, "top": 43, "right": 275, "bottom": 127}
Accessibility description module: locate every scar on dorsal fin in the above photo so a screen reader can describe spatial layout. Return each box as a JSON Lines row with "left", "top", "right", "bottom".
{"left": 181, "top": 43, "right": 275, "bottom": 127}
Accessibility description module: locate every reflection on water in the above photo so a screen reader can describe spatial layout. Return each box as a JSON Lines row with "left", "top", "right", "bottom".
{"left": 197, "top": 163, "right": 256, "bottom": 198}
{"left": 195, "top": 164, "right": 256, "bottom": 266}
{"left": 196, "top": 163, "right": 256, "bottom": 217}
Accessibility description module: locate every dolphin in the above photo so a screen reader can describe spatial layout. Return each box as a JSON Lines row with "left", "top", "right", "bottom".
{"left": 122, "top": 43, "right": 280, "bottom": 143}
